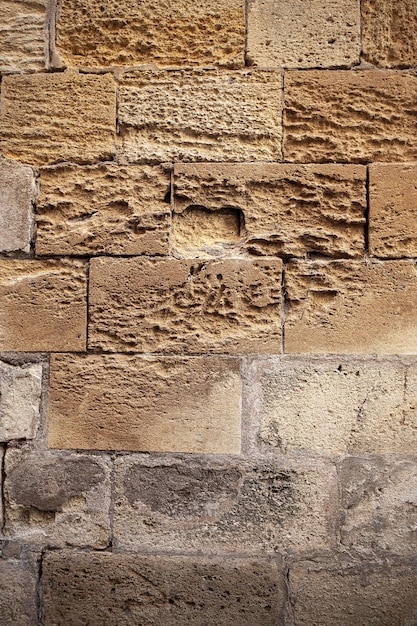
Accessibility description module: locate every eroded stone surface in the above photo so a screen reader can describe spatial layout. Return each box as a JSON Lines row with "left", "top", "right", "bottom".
{"left": 89, "top": 257, "right": 282, "bottom": 354}
{"left": 118, "top": 70, "right": 282, "bottom": 163}
{"left": 37, "top": 164, "right": 171, "bottom": 256}
{"left": 0, "top": 259, "right": 87, "bottom": 352}
{"left": 284, "top": 71, "right": 417, "bottom": 163}
{"left": 0, "top": 160, "right": 35, "bottom": 254}
{"left": 0, "top": 0, "right": 46, "bottom": 72}
{"left": 0, "top": 361, "right": 42, "bottom": 442}
{"left": 0, "top": 549, "right": 38, "bottom": 626}
{"left": 284, "top": 260, "right": 417, "bottom": 354}
{"left": 173, "top": 163, "right": 366, "bottom": 258}
{"left": 0, "top": 72, "right": 116, "bottom": 166}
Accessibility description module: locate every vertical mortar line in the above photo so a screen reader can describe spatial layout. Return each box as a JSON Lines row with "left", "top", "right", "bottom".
{"left": 85, "top": 258, "right": 90, "bottom": 352}
{"left": 281, "top": 69, "right": 285, "bottom": 162}
{"left": 108, "top": 454, "right": 116, "bottom": 549}
{"left": 31, "top": 168, "right": 40, "bottom": 259}
{"left": 46, "top": 0, "right": 59, "bottom": 70}
{"left": 365, "top": 164, "right": 370, "bottom": 254}
{"left": 283, "top": 554, "right": 292, "bottom": 625}
{"left": 244, "top": 0, "right": 249, "bottom": 66}
{"left": 359, "top": 0, "right": 364, "bottom": 59}
{"left": 36, "top": 549, "right": 46, "bottom": 625}
{"left": 168, "top": 164, "right": 174, "bottom": 257}
{"left": 280, "top": 260, "right": 286, "bottom": 355}
{"left": 1, "top": 444, "right": 6, "bottom": 535}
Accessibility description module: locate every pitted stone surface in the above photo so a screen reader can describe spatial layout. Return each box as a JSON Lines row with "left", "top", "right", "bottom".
{"left": 0, "top": 160, "right": 35, "bottom": 254}
{"left": 0, "top": 0, "right": 46, "bottom": 72}
{"left": 0, "top": 551, "right": 38, "bottom": 626}
{"left": 0, "top": 361, "right": 42, "bottom": 442}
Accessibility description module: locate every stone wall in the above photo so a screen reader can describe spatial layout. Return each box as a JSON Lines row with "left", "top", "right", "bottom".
{"left": 1, "top": 1, "right": 417, "bottom": 624}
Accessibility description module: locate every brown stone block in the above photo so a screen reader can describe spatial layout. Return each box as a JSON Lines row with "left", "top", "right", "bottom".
{"left": 0, "top": 549, "right": 38, "bottom": 626}
{"left": 0, "top": 159, "right": 35, "bottom": 254}
{"left": 117, "top": 69, "right": 282, "bottom": 163}
{"left": 284, "top": 260, "right": 417, "bottom": 354}
{"left": 0, "top": 72, "right": 116, "bottom": 166}
{"left": 0, "top": 259, "right": 87, "bottom": 352}
{"left": 284, "top": 71, "right": 417, "bottom": 163}
{"left": 173, "top": 163, "right": 366, "bottom": 258}
{"left": 0, "top": 0, "right": 46, "bottom": 72}
{"left": 89, "top": 257, "right": 282, "bottom": 354}
{"left": 0, "top": 360, "right": 42, "bottom": 442}
{"left": 37, "top": 164, "right": 171, "bottom": 256}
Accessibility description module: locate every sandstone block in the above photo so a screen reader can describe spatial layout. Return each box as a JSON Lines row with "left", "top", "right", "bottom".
{"left": 284, "top": 260, "right": 417, "bottom": 354}
{"left": 89, "top": 257, "right": 282, "bottom": 354}
{"left": 4, "top": 449, "right": 111, "bottom": 548}
{"left": 0, "top": 259, "right": 86, "bottom": 352}
{"left": 0, "top": 361, "right": 42, "bottom": 442}
{"left": 0, "top": 550, "right": 38, "bottom": 626}
{"left": 113, "top": 456, "right": 337, "bottom": 554}
{"left": 55, "top": 0, "right": 244, "bottom": 68}
{"left": 42, "top": 551, "right": 285, "bottom": 626}
{"left": 173, "top": 163, "right": 366, "bottom": 258}
{"left": 0, "top": 72, "right": 116, "bottom": 166}
{"left": 0, "top": 0, "right": 46, "bottom": 72}
{"left": 117, "top": 70, "right": 282, "bottom": 163}
{"left": 284, "top": 71, "right": 417, "bottom": 163}
{"left": 48, "top": 354, "right": 241, "bottom": 453}
{"left": 0, "top": 160, "right": 35, "bottom": 254}
{"left": 37, "top": 164, "right": 171, "bottom": 256}
{"left": 247, "top": 0, "right": 360, "bottom": 69}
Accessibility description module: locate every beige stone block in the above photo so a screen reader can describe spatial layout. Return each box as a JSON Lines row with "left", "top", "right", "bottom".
{"left": 0, "top": 259, "right": 87, "bottom": 352}
{"left": 0, "top": 361, "right": 42, "bottom": 442}
{"left": 0, "top": 72, "right": 116, "bottom": 166}
{"left": 113, "top": 455, "right": 337, "bottom": 554}
{"left": 0, "top": 550, "right": 38, "bottom": 626}
{"left": 362, "top": 0, "right": 417, "bottom": 68}
{"left": 117, "top": 70, "right": 282, "bottom": 163}
{"left": 284, "top": 71, "right": 417, "bottom": 163}
{"left": 0, "top": 0, "right": 46, "bottom": 72}
{"left": 37, "top": 164, "right": 171, "bottom": 256}
{"left": 48, "top": 354, "right": 241, "bottom": 453}
{"left": 0, "top": 159, "right": 35, "bottom": 254}
{"left": 284, "top": 260, "right": 417, "bottom": 354}
{"left": 173, "top": 163, "right": 366, "bottom": 258}
{"left": 247, "top": 0, "right": 360, "bottom": 69}
{"left": 42, "top": 551, "right": 285, "bottom": 626}
{"left": 89, "top": 257, "right": 282, "bottom": 354}
{"left": 55, "top": 0, "right": 244, "bottom": 69}
{"left": 4, "top": 449, "right": 111, "bottom": 548}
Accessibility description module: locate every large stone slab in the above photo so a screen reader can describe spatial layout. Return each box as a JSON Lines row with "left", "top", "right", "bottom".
{"left": 0, "top": 160, "right": 35, "bottom": 254}
{"left": 0, "top": 0, "right": 46, "bottom": 72}
{"left": 0, "top": 547, "right": 38, "bottom": 626}
{"left": 0, "top": 361, "right": 42, "bottom": 442}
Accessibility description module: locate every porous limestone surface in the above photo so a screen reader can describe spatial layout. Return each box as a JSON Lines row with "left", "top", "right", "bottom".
{"left": 0, "top": 159, "right": 35, "bottom": 254}
{"left": 0, "top": 361, "right": 42, "bottom": 442}
{"left": 0, "top": 550, "right": 38, "bottom": 626}
{"left": 0, "top": 0, "right": 46, "bottom": 72}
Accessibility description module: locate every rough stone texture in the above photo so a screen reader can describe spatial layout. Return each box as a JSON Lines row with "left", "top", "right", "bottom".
{"left": 36, "top": 164, "right": 171, "bottom": 256}
{"left": 284, "top": 71, "right": 417, "bottom": 163}
{"left": 340, "top": 457, "right": 417, "bottom": 556}
{"left": 173, "top": 163, "right": 366, "bottom": 258}
{"left": 0, "top": 0, "right": 46, "bottom": 72}
{"left": 0, "top": 361, "right": 42, "bottom": 442}
{"left": 0, "top": 259, "right": 87, "bottom": 352}
{"left": 0, "top": 548, "right": 38, "bottom": 626}
{"left": 113, "top": 456, "right": 337, "bottom": 554}
{"left": 117, "top": 70, "right": 282, "bottom": 163}
{"left": 48, "top": 354, "right": 241, "bottom": 453}
{"left": 0, "top": 72, "right": 116, "bottom": 166}
{"left": 369, "top": 163, "right": 417, "bottom": 258}
{"left": 247, "top": 0, "right": 360, "bottom": 69}
{"left": 42, "top": 552, "right": 285, "bottom": 626}
{"left": 290, "top": 558, "right": 417, "bottom": 625}
{"left": 89, "top": 257, "right": 282, "bottom": 354}
{"left": 284, "top": 260, "right": 417, "bottom": 354}
{"left": 0, "top": 160, "right": 35, "bottom": 254}
{"left": 55, "top": 0, "right": 245, "bottom": 69}
{"left": 4, "top": 449, "right": 111, "bottom": 548}
{"left": 362, "top": 0, "right": 417, "bottom": 68}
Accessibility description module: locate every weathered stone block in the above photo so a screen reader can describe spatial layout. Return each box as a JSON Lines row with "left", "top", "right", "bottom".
{"left": 0, "top": 361, "right": 42, "bottom": 442}
{"left": 89, "top": 257, "right": 282, "bottom": 354}
{"left": 117, "top": 70, "right": 282, "bottom": 163}
{"left": 247, "top": 0, "right": 360, "bottom": 68}
{"left": 42, "top": 551, "right": 285, "bottom": 626}
{"left": 0, "top": 549, "right": 38, "bottom": 626}
{"left": 0, "top": 159, "right": 35, "bottom": 254}
{"left": 0, "top": 260, "right": 87, "bottom": 352}
{"left": 284, "top": 71, "right": 417, "bottom": 163}
{"left": 0, "top": 72, "right": 116, "bottom": 166}
{"left": 173, "top": 163, "right": 366, "bottom": 258}
{"left": 55, "top": 0, "right": 245, "bottom": 68}
{"left": 113, "top": 456, "right": 337, "bottom": 554}
{"left": 37, "top": 164, "right": 171, "bottom": 256}
{"left": 0, "top": 0, "right": 46, "bottom": 72}
{"left": 48, "top": 354, "right": 241, "bottom": 453}
{"left": 4, "top": 449, "right": 111, "bottom": 548}
{"left": 284, "top": 260, "right": 417, "bottom": 354}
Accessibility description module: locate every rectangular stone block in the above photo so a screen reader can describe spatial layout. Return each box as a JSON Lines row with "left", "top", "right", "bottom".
{"left": 284, "top": 71, "right": 417, "bottom": 163}
{"left": 0, "top": 361, "right": 42, "bottom": 442}
{"left": 0, "top": 0, "right": 46, "bottom": 72}
{"left": 113, "top": 455, "right": 337, "bottom": 554}
{"left": 0, "top": 72, "right": 116, "bottom": 166}
{"left": 4, "top": 449, "right": 111, "bottom": 548}
{"left": 247, "top": 0, "right": 360, "bottom": 68}
{"left": 89, "top": 257, "right": 282, "bottom": 354}
{"left": 117, "top": 70, "right": 282, "bottom": 163}
{"left": 173, "top": 163, "right": 366, "bottom": 258}
{"left": 284, "top": 260, "right": 417, "bottom": 354}
{"left": 0, "top": 159, "right": 35, "bottom": 254}
{"left": 55, "top": 0, "right": 244, "bottom": 68}
{"left": 0, "top": 548, "right": 38, "bottom": 626}
{"left": 42, "top": 551, "right": 285, "bottom": 626}
{"left": 0, "top": 259, "right": 87, "bottom": 352}
{"left": 37, "top": 164, "right": 171, "bottom": 256}
{"left": 48, "top": 354, "right": 241, "bottom": 453}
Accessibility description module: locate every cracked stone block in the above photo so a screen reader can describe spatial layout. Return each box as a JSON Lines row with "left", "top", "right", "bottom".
{"left": 42, "top": 551, "right": 285, "bottom": 626}
{"left": 0, "top": 0, "right": 46, "bottom": 72}
{"left": 0, "top": 160, "right": 35, "bottom": 254}
{"left": 0, "top": 547, "right": 38, "bottom": 626}
{"left": 0, "top": 361, "right": 42, "bottom": 442}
